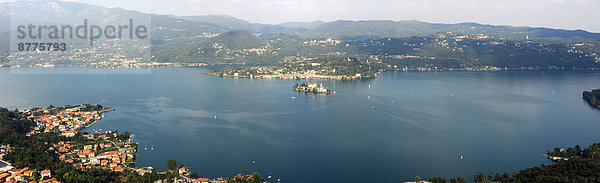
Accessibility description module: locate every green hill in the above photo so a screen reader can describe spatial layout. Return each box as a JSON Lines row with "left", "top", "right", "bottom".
{"left": 151, "top": 15, "right": 225, "bottom": 46}
{"left": 181, "top": 15, "right": 261, "bottom": 31}
{"left": 181, "top": 15, "right": 305, "bottom": 34}
{"left": 303, "top": 20, "right": 435, "bottom": 40}
{"left": 153, "top": 30, "right": 272, "bottom": 64}
{"left": 203, "top": 30, "right": 265, "bottom": 49}
{"left": 303, "top": 20, "right": 600, "bottom": 40}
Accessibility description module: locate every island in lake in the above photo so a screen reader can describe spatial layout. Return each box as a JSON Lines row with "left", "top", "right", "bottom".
{"left": 294, "top": 83, "right": 335, "bottom": 94}
{"left": 583, "top": 89, "right": 600, "bottom": 109}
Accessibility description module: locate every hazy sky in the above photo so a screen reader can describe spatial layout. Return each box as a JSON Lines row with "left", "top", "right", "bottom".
{"left": 4, "top": 0, "right": 600, "bottom": 32}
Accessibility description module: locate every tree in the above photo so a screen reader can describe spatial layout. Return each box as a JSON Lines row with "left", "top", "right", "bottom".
{"left": 189, "top": 172, "right": 199, "bottom": 179}
{"left": 250, "top": 172, "right": 264, "bottom": 183}
{"left": 487, "top": 171, "right": 494, "bottom": 181}
{"left": 166, "top": 159, "right": 177, "bottom": 171}
{"left": 554, "top": 147, "right": 562, "bottom": 155}
{"left": 474, "top": 172, "right": 486, "bottom": 183}
{"left": 428, "top": 177, "right": 446, "bottom": 183}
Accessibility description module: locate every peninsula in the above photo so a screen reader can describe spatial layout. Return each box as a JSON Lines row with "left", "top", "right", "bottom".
{"left": 583, "top": 89, "right": 600, "bottom": 109}
{"left": 0, "top": 104, "right": 265, "bottom": 183}
{"left": 209, "top": 56, "right": 383, "bottom": 80}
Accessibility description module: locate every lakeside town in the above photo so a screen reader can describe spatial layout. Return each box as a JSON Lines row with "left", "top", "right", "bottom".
{"left": 0, "top": 104, "right": 268, "bottom": 183}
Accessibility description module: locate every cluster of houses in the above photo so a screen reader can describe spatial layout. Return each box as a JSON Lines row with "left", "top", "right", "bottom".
{"left": 25, "top": 105, "right": 109, "bottom": 137}
{"left": 175, "top": 167, "right": 227, "bottom": 183}
{"left": 0, "top": 166, "right": 58, "bottom": 183}
{"left": 20, "top": 105, "right": 137, "bottom": 172}
{"left": 198, "top": 177, "right": 227, "bottom": 183}
{"left": 2, "top": 105, "right": 254, "bottom": 182}
{"left": 48, "top": 132, "right": 137, "bottom": 173}
{"left": 0, "top": 145, "right": 59, "bottom": 183}
{"left": 302, "top": 38, "right": 342, "bottom": 46}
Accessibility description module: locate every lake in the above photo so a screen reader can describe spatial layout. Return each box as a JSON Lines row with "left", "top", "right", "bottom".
{"left": 1, "top": 67, "right": 599, "bottom": 182}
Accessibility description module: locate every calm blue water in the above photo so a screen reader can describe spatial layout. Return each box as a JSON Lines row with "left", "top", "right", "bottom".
{"left": 1, "top": 67, "right": 600, "bottom": 182}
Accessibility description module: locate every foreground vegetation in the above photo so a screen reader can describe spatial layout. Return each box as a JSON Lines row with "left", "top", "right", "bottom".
{"left": 420, "top": 143, "right": 600, "bottom": 183}
{"left": 583, "top": 89, "right": 600, "bottom": 109}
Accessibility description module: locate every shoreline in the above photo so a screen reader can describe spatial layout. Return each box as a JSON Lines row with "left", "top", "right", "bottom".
{"left": 209, "top": 67, "right": 600, "bottom": 81}
{"left": 4, "top": 64, "right": 600, "bottom": 71}
{"left": 77, "top": 108, "right": 116, "bottom": 131}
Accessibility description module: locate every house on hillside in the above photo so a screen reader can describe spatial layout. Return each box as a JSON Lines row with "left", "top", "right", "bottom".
{"left": 40, "top": 170, "right": 51, "bottom": 179}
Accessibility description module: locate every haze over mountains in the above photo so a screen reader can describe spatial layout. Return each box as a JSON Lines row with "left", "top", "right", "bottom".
{"left": 177, "top": 14, "right": 600, "bottom": 40}
{"left": 1, "top": 0, "right": 599, "bottom": 41}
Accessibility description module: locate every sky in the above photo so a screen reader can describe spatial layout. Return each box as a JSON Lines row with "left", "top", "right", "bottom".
{"left": 3, "top": 0, "right": 600, "bottom": 32}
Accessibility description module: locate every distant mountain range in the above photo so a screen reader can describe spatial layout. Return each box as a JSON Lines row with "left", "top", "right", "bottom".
{"left": 2, "top": 0, "right": 600, "bottom": 69}
{"left": 1, "top": 0, "right": 599, "bottom": 41}
{"left": 178, "top": 15, "right": 600, "bottom": 40}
